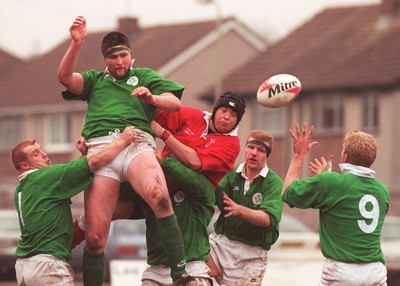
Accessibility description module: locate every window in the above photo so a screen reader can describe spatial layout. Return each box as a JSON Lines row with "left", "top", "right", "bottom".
{"left": 312, "top": 94, "right": 343, "bottom": 134}
{"left": 254, "top": 103, "right": 287, "bottom": 137}
{"left": 0, "top": 116, "right": 22, "bottom": 151}
{"left": 44, "top": 114, "right": 73, "bottom": 153}
{"left": 361, "top": 92, "right": 379, "bottom": 131}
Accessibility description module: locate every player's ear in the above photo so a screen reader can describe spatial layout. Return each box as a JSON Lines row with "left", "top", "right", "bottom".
{"left": 19, "top": 161, "right": 30, "bottom": 171}
{"left": 342, "top": 152, "right": 350, "bottom": 163}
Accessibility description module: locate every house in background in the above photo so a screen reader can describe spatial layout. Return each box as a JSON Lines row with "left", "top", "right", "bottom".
{"left": 1, "top": 0, "right": 399, "bottom": 225}
{"left": 0, "top": 17, "right": 267, "bottom": 211}
{"left": 214, "top": 0, "right": 400, "bottom": 227}
{"left": 0, "top": 50, "right": 23, "bottom": 77}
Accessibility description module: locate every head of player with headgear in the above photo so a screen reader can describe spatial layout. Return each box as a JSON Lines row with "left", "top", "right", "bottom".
{"left": 210, "top": 92, "right": 246, "bottom": 134}
{"left": 101, "top": 31, "right": 133, "bottom": 80}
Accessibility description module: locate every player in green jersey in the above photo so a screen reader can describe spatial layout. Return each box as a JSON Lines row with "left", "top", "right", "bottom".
{"left": 58, "top": 16, "right": 190, "bottom": 285}
{"left": 208, "top": 129, "right": 283, "bottom": 286}
{"left": 282, "top": 123, "right": 389, "bottom": 286}
{"left": 10, "top": 126, "right": 137, "bottom": 286}
{"left": 114, "top": 157, "right": 215, "bottom": 286}
{"left": 71, "top": 95, "right": 246, "bottom": 285}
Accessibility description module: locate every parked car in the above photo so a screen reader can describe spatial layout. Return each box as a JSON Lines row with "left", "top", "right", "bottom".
{"left": 381, "top": 216, "right": 400, "bottom": 285}
{"left": 71, "top": 218, "right": 147, "bottom": 281}
{"left": 0, "top": 209, "right": 19, "bottom": 280}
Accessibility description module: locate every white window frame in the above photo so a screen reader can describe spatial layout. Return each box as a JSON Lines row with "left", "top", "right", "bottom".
{"left": 361, "top": 92, "right": 379, "bottom": 132}
{"left": 312, "top": 94, "right": 343, "bottom": 135}
{"left": 0, "top": 116, "right": 22, "bottom": 151}
{"left": 254, "top": 103, "right": 287, "bottom": 137}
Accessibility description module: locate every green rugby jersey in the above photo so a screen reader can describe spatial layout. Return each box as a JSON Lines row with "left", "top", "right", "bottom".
{"left": 62, "top": 67, "right": 184, "bottom": 140}
{"left": 14, "top": 157, "right": 93, "bottom": 260}
{"left": 283, "top": 164, "right": 389, "bottom": 263}
{"left": 143, "top": 157, "right": 215, "bottom": 265}
{"left": 214, "top": 165, "right": 283, "bottom": 250}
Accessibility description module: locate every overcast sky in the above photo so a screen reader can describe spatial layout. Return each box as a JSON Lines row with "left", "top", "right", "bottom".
{"left": 1, "top": 0, "right": 379, "bottom": 59}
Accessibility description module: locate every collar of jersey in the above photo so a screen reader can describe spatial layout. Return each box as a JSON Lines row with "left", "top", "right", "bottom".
{"left": 339, "top": 163, "right": 375, "bottom": 178}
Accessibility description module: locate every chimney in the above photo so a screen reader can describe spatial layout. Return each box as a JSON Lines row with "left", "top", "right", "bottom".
{"left": 118, "top": 17, "right": 140, "bottom": 39}
{"left": 380, "top": 0, "right": 400, "bottom": 17}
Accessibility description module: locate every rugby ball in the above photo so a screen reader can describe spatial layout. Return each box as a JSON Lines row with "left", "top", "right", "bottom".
{"left": 257, "top": 74, "right": 301, "bottom": 108}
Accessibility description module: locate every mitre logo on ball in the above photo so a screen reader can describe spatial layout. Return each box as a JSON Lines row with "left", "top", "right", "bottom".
{"left": 257, "top": 74, "right": 301, "bottom": 108}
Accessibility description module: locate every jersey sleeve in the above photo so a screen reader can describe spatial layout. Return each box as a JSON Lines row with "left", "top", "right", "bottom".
{"left": 155, "top": 109, "right": 184, "bottom": 134}
{"left": 137, "top": 68, "right": 184, "bottom": 100}
{"left": 214, "top": 170, "right": 234, "bottom": 211}
{"left": 61, "top": 70, "right": 98, "bottom": 101}
{"left": 161, "top": 157, "right": 215, "bottom": 205}
{"left": 259, "top": 172, "right": 283, "bottom": 228}
{"left": 282, "top": 173, "right": 332, "bottom": 209}
{"left": 42, "top": 157, "right": 93, "bottom": 199}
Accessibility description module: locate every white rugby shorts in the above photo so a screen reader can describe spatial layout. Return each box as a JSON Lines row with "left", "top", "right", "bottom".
{"left": 86, "top": 129, "right": 156, "bottom": 182}
{"left": 141, "top": 261, "right": 212, "bottom": 286}
{"left": 320, "top": 258, "right": 387, "bottom": 286}
{"left": 209, "top": 233, "right": 268, "bottom": 286}
{"left": 15, "top": 254, "right": 74, "bottom": 286}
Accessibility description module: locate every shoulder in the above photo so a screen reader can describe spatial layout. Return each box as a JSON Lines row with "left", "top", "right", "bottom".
{"left": 266, "top": 169, "right": 283, "bottom": 183}
{"left": 182, "top": 106, "right": 202, "bottom": 114}
{"left": 82, "top": 69, "right": 105, "bottom": 79}
{"left": 132, "top": 67, "right": 158, "bottom": 76}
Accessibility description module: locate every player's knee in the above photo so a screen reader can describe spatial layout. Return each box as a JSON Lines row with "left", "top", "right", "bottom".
{"left": 86, "top": 230, "right": 107, "bottom": 252}
{"left": 147, "top": 184, "right": 171, "bottom": 213}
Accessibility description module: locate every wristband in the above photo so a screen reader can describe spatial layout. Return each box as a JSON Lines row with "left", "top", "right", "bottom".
{"left": 160, "top": 129, "right": 171, "bottom": 141}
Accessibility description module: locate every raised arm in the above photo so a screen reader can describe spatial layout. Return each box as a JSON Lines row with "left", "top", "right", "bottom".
{"left": 87, "top": 126, "right": 137, "bottom": 172}
{"left": 281, "top": 123, "right": 318, "bottom": 194}
{"left": 131, "top": 87, "right": 181, "bottom": 112}
{"left": 150, "top": 120, "right": 201, "bottom": 170}
{"left": 57, "top": 16, "right": 86, "bottom": 95}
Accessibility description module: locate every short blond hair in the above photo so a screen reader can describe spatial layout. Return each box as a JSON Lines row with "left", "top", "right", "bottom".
{"left": 247, "top": 129, "right": 274, "bottom": 150}
{"left": 344, "top": 130, "right": 376, "bottom": 167}
{"left": 10, "top": 140, "right": 36, "bottom": 171}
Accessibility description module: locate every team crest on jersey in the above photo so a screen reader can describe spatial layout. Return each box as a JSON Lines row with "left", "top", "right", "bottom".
{"left": 252, "top": 193, "right": 262, "bottom": 206}
{"left": 173, "top": 191, "right": 185, "bottom": 203}
{"left": 233, "top": 186, "right": 240, "bottom": 191}
{"left": 126, "top": 76, "right": 139, "bottom": 86}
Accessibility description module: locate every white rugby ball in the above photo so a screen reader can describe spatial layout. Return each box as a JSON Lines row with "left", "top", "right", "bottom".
{"left": 257, "top": 74, "right": 301, "bottom": 108}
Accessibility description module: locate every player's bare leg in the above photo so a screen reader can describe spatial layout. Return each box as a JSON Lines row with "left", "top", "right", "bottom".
{"left": 127, "top": 150, "right": 189, "bottom": 282}
{"left": 83, "top": 175, "right": 120, "bottom": 285}
{"left": 207, "top": 254, "right": 221, "bottom": 279}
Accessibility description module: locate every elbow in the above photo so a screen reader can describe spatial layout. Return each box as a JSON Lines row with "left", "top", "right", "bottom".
{"left": 88, "top": 157, "right": 101, "bottom": 172}
{"left": 57, "top": 73, "right": 69, "bottom": 87}
{"left": 57, "top": 68, "right": 66, "bottom": 85}
{"left": 188, "top": 159, "right": 202, "bottom": 171}
{"left": 170, "top": 100, "right": 181, "bottom": 112}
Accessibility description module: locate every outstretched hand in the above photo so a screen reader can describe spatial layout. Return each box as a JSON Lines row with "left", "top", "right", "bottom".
{"left": 289, "top": 122, "right": 318, "bottom": 158}
{"left": 282, "top": 123, "right": 318, "bottom": 194}
{"left": 309, "top": 155, "right": 333, "bottom": 174}
{"left": 222, "top": 192, "right": 242, "bottom": 218}
{"left": 69, "top": 16, "right": 87, "bottom": 43}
